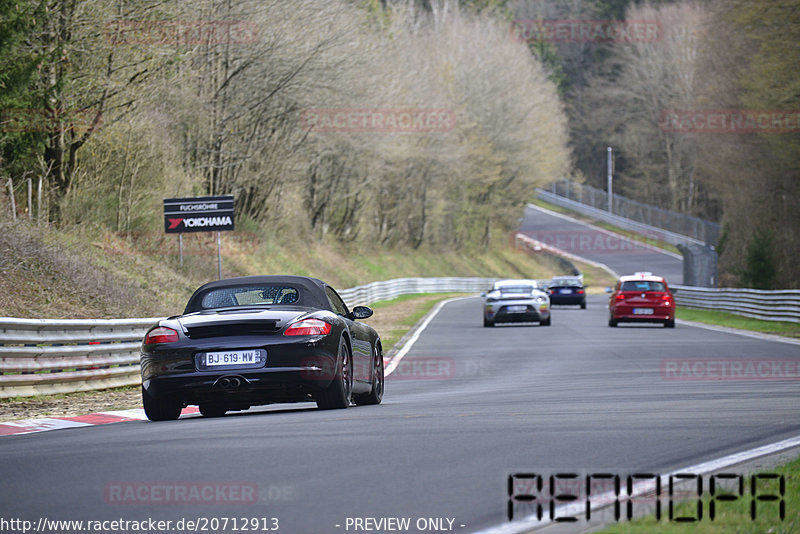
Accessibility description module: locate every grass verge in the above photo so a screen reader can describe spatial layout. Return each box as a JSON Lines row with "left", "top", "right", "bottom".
{"left": 0, "top": 220, "right": 566, "bottom": 319}
{"left": 677, "top": 307, "right": 800, "bottom": 339}
{"left": 599, "top": 456, "right": 799, "bottom": 533}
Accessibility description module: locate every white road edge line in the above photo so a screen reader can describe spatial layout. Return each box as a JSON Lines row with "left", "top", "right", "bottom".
{"left": 526, "top": 202, "right": 684, "bottom": 260}
{"left": 477, "top": 433, "right": 800, "bottom": 534}
{"left": 384, "top": 296, "right": 474, "bottom": 377}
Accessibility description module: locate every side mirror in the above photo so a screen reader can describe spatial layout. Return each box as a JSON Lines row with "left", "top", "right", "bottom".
{"left": 604, "top": 287, "right": 613, "bottom": 293}
{"left": 351, "top": 306, "right": 373, "bottom": 320}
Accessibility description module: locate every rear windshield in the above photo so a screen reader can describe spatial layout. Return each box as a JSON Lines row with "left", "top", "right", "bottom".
{"left": 199, "top": 285, "right": 300, "bottom": 309}
{"left": 552, "top": 279, "right": 581, "bottom": 286}
{"left": 497, "top": 285, "right": 536, "bottom": 293}
{"left": 621, "top": 281, "right": 666, "bottom": 292}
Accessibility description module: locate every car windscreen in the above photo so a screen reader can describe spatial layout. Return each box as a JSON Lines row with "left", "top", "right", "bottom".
{"left": 199, "top": 285, "right": 300, "bottom": 309}
{"left": 621, "top": 281, "right": 666, "bottom": 292}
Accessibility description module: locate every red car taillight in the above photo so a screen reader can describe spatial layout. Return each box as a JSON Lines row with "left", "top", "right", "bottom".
{"left": 144, "top": 326, "right": 179, "bottom": 344}
{"left": 284, "top": 318, "right": 332, "bottom": 336}
{"left": 615, "top": 293, "right": 626, "bottom": 300}
{"left": 577, "top": 289, "right": 585, "bottom": 294}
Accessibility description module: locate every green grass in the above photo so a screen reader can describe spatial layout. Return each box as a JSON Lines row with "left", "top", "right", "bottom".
{"left": 0, "top": 220, "right": 567, "bottom": 319}
{"left": 599, "top": 456, "right": 799, "bottom": 533}
{"left": 677, "top": 307, "right": 800, "bottom": 338}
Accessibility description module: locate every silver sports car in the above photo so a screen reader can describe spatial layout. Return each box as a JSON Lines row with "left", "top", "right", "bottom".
{"left": 482, "top": 279, "right": 551, "bottom": 327}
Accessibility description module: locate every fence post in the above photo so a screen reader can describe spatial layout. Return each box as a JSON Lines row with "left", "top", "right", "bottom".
{"left": 27, "top": 177, "right": 32, "bottom": 220}
{"left": 6, "top": 177, "right": 15, "bottom": 221}
{"left": 37, "top": 176, "right": 43, "bottom": 226}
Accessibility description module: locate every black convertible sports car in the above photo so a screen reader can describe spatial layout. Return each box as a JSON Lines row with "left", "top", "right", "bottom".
{"left": 140, "top": 275, "right": 384, "bottom": 420}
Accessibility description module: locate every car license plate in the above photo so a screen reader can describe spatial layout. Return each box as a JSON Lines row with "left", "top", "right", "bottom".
{"left": 633, "top": 308, "right": 654, "bottom": 315}
{"left": 205, "top": 350, "right": 260, "bottom": 367}
{"left": 560, "top": 289, "right": 572, "bottom": 294}
{"left": 507, "top": 305, "right": 527, "bottom": 312}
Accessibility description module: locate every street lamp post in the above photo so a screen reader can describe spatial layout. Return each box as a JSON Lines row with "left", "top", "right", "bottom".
{"left": 607, "top": 146, "right": 613, "bottom": 214}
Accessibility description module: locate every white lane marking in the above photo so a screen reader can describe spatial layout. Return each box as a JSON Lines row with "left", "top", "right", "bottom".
{"left": 526, "top": 202, "right": 684, "bottom": 260}
{"left": 676, "top": 319, "right": 800, "bottom": 346}
{"left": 478, "top": 433, "right": 800, "bottom": 534}
{"left": 384, "top": 296, "right": 474, "bottom": 377}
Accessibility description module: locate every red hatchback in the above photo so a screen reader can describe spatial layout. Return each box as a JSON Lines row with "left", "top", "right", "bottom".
{"left": 607, "top": 273, "right": 675, "bottom": 328}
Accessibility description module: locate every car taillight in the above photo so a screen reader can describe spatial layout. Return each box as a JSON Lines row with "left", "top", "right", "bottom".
{"left": 615, "top": 294, "right": 625, "bottom": 300}
{"left": 577, "top": 289, "right": 585, "bottom": 294}
{"left": 662, "top": 294, "right": 673, "bottom": 304}
{"left": 284, "top": 318, "right": 332, "bottom": 336}
{"left": 144, "top": 326, "right": 179, "bottom": 344}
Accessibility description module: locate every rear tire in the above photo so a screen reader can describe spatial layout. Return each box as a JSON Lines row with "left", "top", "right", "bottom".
{"left": 199, "top": 404, "right": 227, "bottom": 417}
{"left": 580, "top": 301, "right": 587, "bottom": 309}
{"left": 608, "top": 317, "right": 618, "bottom": 327}
{"left": 483, "top": 317, "right": 494, "bottom": 327}
{"left": 142, "top": 386, "right": 181, "bottom": 421}
{"left": 664, "top": 319, "right": 675, "bottom": 328}
{"left": 354, "top": 344, "right": 384, "bottom": 406}
{"left": 316, "top": 338, "right": 353, "bottom": 410}
{"left": 540, "top": 316, "right": 551, "bottom": 326}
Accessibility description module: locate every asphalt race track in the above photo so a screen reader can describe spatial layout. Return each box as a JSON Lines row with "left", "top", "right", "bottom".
{"left": 2, "top": 296, "right": 799, "bottom": 533}
{"left": 520, "top": 204, "right": 684, "bottom": 284}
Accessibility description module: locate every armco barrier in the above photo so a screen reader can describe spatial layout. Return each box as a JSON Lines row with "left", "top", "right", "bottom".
{"left": 0, "top": 277, "right": 499, "bottom": 398}
{"left": 0, "top": 318, "right": 159, "bottom": 398}
{"left": 672, "top": 286, "right": 800, "bottom": 324}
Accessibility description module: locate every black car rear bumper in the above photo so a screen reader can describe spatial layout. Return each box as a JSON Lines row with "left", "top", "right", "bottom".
{"left": 549, "top": 295, "right": 585, "bottom": 305}
{"left": 141, "top": 336, "right": 339, "bottom": 406}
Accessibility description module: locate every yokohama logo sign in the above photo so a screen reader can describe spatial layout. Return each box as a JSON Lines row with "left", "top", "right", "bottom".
{"left": 163, "top": 196, "right": 235, "bottom": 234}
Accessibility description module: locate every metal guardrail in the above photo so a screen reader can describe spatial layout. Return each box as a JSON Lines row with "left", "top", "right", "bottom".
{"left": 0, "top": 277, "right": 499, "bottom": 398}
{"left": 0, "top": 318, "right": 161, "bottom": 398}
{"left": 673, "top": 286, "right": 800, "bottom": 323}
{"left": 338, "top": 277, "right": 497, "bottom": 308}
